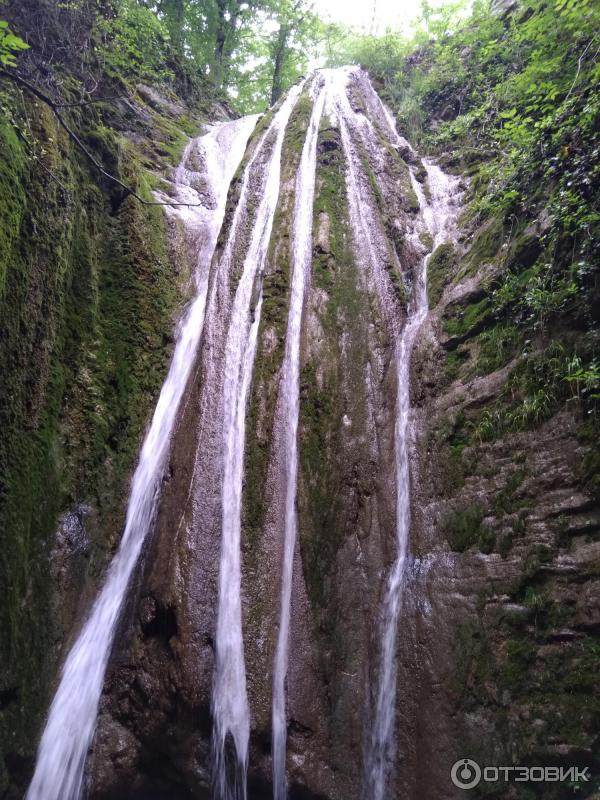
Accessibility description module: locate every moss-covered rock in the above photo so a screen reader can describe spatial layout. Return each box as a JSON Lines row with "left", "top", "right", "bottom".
{"left": 443, "top": 296, "right": 492, "bottom": 343}
{"left": 243, "top": 89, "right": 314, "bottom": 547}
{"left": 427, "top": 242, "right": 455, "bottom": 307}
{"left": 0, "top": 83, "right": 202, "bottom": 794}
{"left": 460, "top": 215, "right": 504, "bottom": 278}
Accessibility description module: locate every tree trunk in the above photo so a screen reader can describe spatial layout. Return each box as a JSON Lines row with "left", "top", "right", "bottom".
{"left": 213, "top": 0, "right": 240, "bottom": 89}
{"left": 160, "top": 0, "right": 185, "bottom": 57}
{"left": 270, "top": 24, "right": 289, "bottom": 106}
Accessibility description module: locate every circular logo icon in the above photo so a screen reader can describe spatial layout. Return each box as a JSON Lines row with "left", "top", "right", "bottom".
{"left": 451, "top": 758, "right": 482, "bottom": 790}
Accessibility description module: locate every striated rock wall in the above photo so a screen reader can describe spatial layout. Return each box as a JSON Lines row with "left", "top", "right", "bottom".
{"left": 406, "top": 208, "right": 599, "bottom": 799}
{"left": 11, "top": 65, "right": 597, "bottom": 800}
{"left": 88, "top": 70, "right": 426, "bottom": 799}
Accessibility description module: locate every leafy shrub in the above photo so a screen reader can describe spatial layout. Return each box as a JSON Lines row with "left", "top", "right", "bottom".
{"left": 99, "top": 0, "right": 173, "bottom": 83}
{"left": 443, "top": 503, "right": 490, "bottom": 552}
{"left": 0, "top": 18, "right": 28, "bottom": 66}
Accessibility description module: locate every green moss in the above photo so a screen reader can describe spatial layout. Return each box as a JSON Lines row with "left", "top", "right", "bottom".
{"left": 443, "top": 504, "right": 491, "bottom": 552}
{"left": 0, "top": 110, "right": 28, "bottom": 298}
{"left": 460, "top": 215, "right": 504, "bottom": 278}
{"left": 506, "top": 229, "right": 542, "bottom": 272}
{"left": 243, "top": 91, "right": 314, "bottom": 546}
{"left": 0, "top": 93, "right": 180, "bottom": 786}
{"left": 427, "top": 242, "right": 455, "bottom": 307}
{"left": 491, "top": 468, "right": 527, "bottom": 516}
{"left": 152, "top": 114, "right": 191, "bottom": 166}
{"left": 500, "top": 638, "right": 537, "bottom": 689}
{"left": 444, "top": 345, "right": 470, "bottom": 382}
{"left": 296, "top": 118, "right": 374, "bottom": 629}
{"left": 497, "top": 531, "right": 514, "bottom": 558}
{"left": 355, "top": 137, "right": 412, "bottom": 305}
{"left": 298, "top": 361, "right": 342, "bottom": 609}
{"left": 444, "top": 296, "right": 491, "bottom": 341}
{"left": 413, "top": 161, "right": 427, "bottom": 184}
{"left": 448, "top": 621, "right": 494, "bottom": 705}
{"left": 432, "top": 411, "right": 478, "bottom": 496}
{"left": 419, "top": 229, "right": 433, "bottom": 250}
{"left": 378, "top": 138, "right": 420, "bottom": 213}
{"left": 451, "top": 613, "right": 600, "bottom": 791}
{"left": 523, "top": 543, "right": 553, "bottom": 576}
{"left": 296, "top": 122, "right": 350, "bottom": 609}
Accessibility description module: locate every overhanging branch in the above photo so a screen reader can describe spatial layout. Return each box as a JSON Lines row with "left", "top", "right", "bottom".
{"left": 0, "top": 69, "right": 200, "bottom": 208}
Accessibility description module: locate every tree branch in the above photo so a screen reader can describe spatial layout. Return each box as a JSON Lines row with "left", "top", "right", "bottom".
{"left": 0, "top": 69, "right": 200, "bottom": 208}
{"left": 55, "top": 94, "right": 129, "bottom": 108}
{"left": 564, "top": 35, "right": 597, "bottom": 103}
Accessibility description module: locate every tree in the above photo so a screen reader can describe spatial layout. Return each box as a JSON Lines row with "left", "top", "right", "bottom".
{"left": 159, "top": 0, "right": 186, "bottom": 56}
{"left": 211, "top": 0, "right": 268, "bottom": 89}
{"left": 414, "top": 0, "right": 468, "bottom": 41}
{"left": 267, "top": 0, "right": 319, "bottom": 104}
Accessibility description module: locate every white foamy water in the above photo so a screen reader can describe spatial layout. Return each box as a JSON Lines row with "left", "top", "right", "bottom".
{"left": 328, "top": 68, "right": 401, "bottom": 336}
{"left": 212, "top": 84, "right": 303, "bottom": 800}
{"left": 367, "top": 151, "right": 461, "bottom": 798}
{"left": 271, "top": 74, "right": 327, "bottom": 800}
{"left": 25, "top": 114, "right": 257, "bottom": 800}
{"left": 319, "top": 67, "right": 462, "bottom": 798}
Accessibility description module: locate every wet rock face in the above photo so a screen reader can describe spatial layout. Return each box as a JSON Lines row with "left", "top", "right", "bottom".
{"left": 87, "top": 69, "right": 598, "bottom": 800}
{"left": 89, "top": 71, "right": 423, "bottom": 800}
{"left": 52, "top": 506, "right": 91, "bottom": 603}
{"left": 0, "top": 65, "right": 209, "bottom": 795}
{"left": 406, "top": 239, "right": 600, "bottom": 798}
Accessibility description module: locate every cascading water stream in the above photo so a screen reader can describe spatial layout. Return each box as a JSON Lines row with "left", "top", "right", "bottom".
{"left": 212, "top": 83, "right": 303, "bottom": 800}
{"left": 323, "top": 73, "right": 410, "bottom": 797}
{"left": 271, "top": 74, "right": 327, "bottom": 800}
{"left": 318, "top": 67, "right": 461, "bottom": 798}
{"left": 328, "top": 69, "right": 401, "bottom": 333}
{"left": 26, "top": 66, "right": 461, "bottom": 800}
{"left": 367, "top": 159, "right": 461, "bottom": 799}
{"left": 25, "top": 115, "right": 257, "bottom": 800}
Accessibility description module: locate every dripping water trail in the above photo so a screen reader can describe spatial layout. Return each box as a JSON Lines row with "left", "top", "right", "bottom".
{"left": 271, "top": 75, "right": 327, "bottom": 800}
{"left": 25, "top": 115, "right": 257, "bottom": 800}
{"left": 211, "top": 84, "right": 303, "bottom": 800}
{"left": 367, "top": 155, "right": 461, "bottom": 800}
{"left": 322, "top": 66, "right": 417, "bottom": 800}
{"left": 321, "top": 67, "right": 462, "bottom": 798}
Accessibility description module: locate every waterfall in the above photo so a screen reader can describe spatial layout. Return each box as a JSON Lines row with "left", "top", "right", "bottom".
{"left": 367, "top": 155, "right": 461, "bottom": 799}
{"left": 25, "top": 114, "right": 257, "bottom": 800}
{"left": 322, "top": 71, "right": 409, "bottom": 797}
{"left": 313, "top": 66, "right": 461, "bottom": 799}
{"left": 212, "top": 83, "right": 303, "bottom": 800}
{"left": 271, "top": 74, "right": 327, "bottom": 800}
{"left": 25, "top": 66, "right": 462, "bottom": 800}
{"left": 264, "top": 68, "right": 461, "bottom": 799}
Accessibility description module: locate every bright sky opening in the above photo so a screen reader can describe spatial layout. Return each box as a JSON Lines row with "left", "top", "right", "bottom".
{"left": 313, "top": 0, "right": 435, "bottom": 34}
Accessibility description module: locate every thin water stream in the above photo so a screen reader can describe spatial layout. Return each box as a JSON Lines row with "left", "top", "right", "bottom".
{"left": 26, "top": 115, "right": 256, "bottom": 800}
{"left": 212, "top": 84, "right": 303, "bottom": 800}
{"left": 367, "top": 160, "right": 461, "bottom": 800}
{"left": 271, "top": 74, "right": 327, "bottom": 800}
